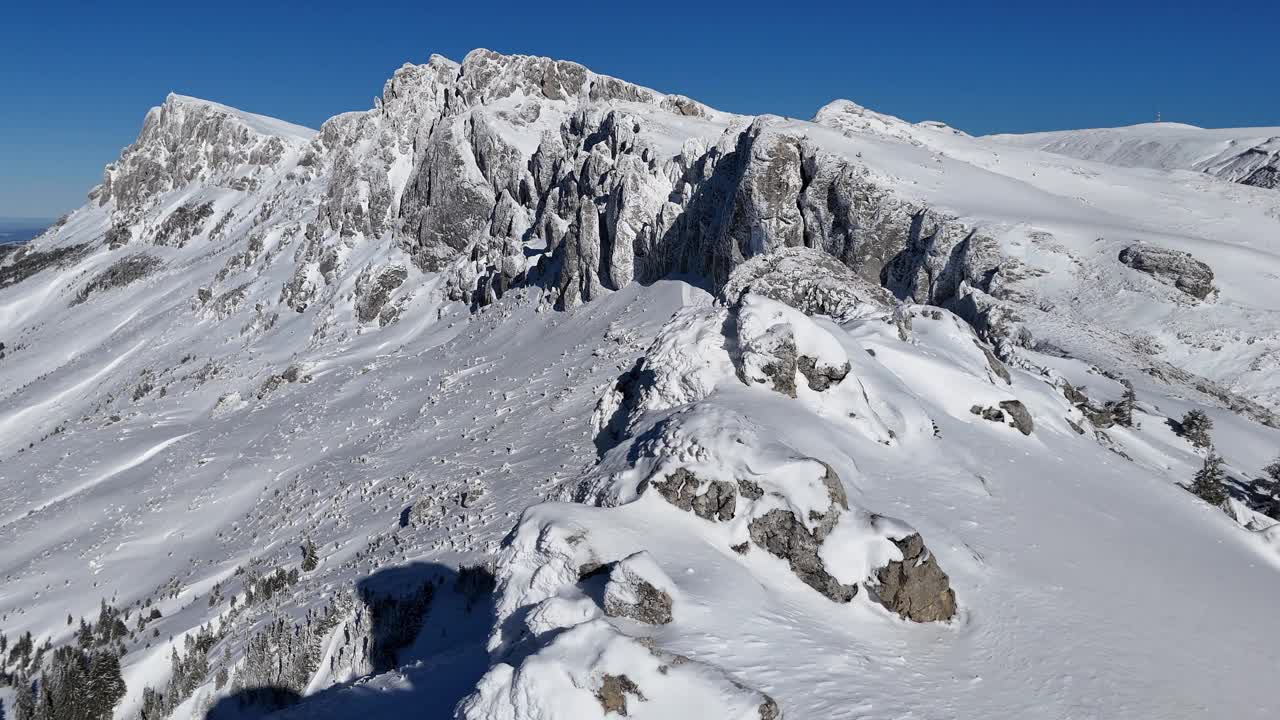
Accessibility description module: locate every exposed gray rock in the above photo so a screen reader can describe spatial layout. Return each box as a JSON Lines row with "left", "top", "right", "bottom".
{"left": 999, "top": 400, "right": 1034, "bottom": 435}
{"left": 1242, "top": 164, "right": 1279, "bottom": 189}
{"left": 970, "top": 401, "right": 1033, "bottom": 435}
{"left": 91, "top": 94, "right": 306, "bottom": 212}
{"left": 975, "top": 340, "right": 1012, "bottom": 385}
{"left": 649, "top": 468, "right": 737, "bottom": 522}
{"left": 721, "top": 246, "right": 895, "bottom": 321}
{"left": 754, "top": 328, "right": 799, "bottom": 397}
{"left": 747, "top": 462, "right": 852, "bottom": 602}
{"left": 869, "top": 533, "right": 956, "bottom": 622}
{"left": 748, "top": 508, "right": 856, "bottom": 603}
{"left": 1118, "top": 243, "right": 1215, "bottom": 300}
{"left": 798, "top": 355, "right": 850, "bottom": 391}
{"left": 354, "top": 264, "right": 408, "bottom": 323}
{"left": 970, "top": 404, "right": 1005, "bottom": 422}
{"left": 734, "top": 310, "right": 800, "bottom": 398}
{"left": 736, "top": 478, "right": 764, "bottom": 500}
{"left": 818, "top": 462, "right": 849, "bottom": 511}
{"left": 105, "top": 223, "right": 132, "bottom": 249}
{"left": 256, "top": 364, "right": 312, "bottom": 400}
{"left": 602, "top": 557, "right": 674, "bottom": 625}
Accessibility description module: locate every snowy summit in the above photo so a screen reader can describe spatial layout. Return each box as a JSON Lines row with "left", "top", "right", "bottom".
{"left": 1, "top": 48, "right": 1280, "bottom": 720}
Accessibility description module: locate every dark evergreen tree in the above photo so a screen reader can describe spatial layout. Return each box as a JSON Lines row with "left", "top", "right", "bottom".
{"left": 1179, "top": 409, "right": 1213, "bottom": 448}
{"left": 13, "top": 674, "right": 36, "bottom": 720}
{"left": 301, "top": 537, "right": 319, "bottom": 573}
{"left": 1262, "top": 457, "right": 1280, "bottom": 496}
{"left": 1113, "top": 381, "right": 1136, "bottom": 427}
{"left": 87, "top": 652, "right": 126, "bottom": 718}
{"left": 1190, "top": 451, "right": 1229, "bottom": 506}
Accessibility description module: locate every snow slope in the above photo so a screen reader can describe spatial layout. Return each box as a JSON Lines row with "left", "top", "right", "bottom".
{"left": 2, "top": 49, "right": 1279, "bottom": 720}
{"left": 987, "top": 122, "right": 1280, "bottom": 187}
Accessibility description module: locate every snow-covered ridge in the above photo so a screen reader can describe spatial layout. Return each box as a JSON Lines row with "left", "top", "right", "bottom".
{"left": 987, "top": 121, "right": 1280, "bottom": 188}
{"left": 2, "top": 48, "right": 1280, "bottom": 720}
{"left": 163, "top": 94, "right": 318, "bottom": 142}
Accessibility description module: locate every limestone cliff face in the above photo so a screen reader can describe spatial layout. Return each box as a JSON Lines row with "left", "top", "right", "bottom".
{"left": 85, "top": 49, "right": 1008, "bottom": 341}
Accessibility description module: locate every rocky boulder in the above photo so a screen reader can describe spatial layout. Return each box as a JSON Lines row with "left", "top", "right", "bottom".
{"left": 601, "top": 552, "right": 675, "bottom": 625}
{"left": 869, "top": 533, "right": 957, "bottom": 622}
{"left": 733, "top": 294, "right": 850, "bottom": 398}
{"left": 969, "top": 400, "right": 1034, "bottom": 435}
{"left": 647, "top": 467, "right": 737, "bottom": 522}
{"left": 747, "top": 463, "right": 857, "bottom": 603}
{"left": 1118, "top": 243, "right": 1215, "bottom": 300}
{"left": 354, "top": 263, "right": 408, "bottom": 324}
{"left": 999, "top": 400, "right": 1034, "bottom": 435}
{"left": 720, "top": 246, "right": 895, "bottom": 322}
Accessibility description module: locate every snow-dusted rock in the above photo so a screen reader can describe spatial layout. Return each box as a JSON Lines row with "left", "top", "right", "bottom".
{"left": 734, "top": 294, "right": 850, "bottom": 397}
{"left": 602, "top": 551, "right": 676, "bottom": 625}
{"left": 1118, "top": 243, "right": 1216, "bottom": 300}
{"left": 721, "top": 246, "right": 894, "bottom": 321}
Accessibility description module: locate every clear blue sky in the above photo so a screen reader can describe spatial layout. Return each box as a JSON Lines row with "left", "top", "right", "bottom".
{"left": 3, "top": 0, "right": 1276, "bottom": 218}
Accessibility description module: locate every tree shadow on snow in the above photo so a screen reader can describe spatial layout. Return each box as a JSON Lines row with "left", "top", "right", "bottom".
{"left": 205, "top": 687, "right": 302, "bottom": 720}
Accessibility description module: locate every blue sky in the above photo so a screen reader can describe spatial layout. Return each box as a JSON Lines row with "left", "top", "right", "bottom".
{"left": 2, "top": 0, "right": 1276, "bottom": 218}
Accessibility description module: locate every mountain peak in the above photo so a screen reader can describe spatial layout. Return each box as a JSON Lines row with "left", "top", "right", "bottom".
{"left": 156, "top": 92, "right": 317, "bottom": 141}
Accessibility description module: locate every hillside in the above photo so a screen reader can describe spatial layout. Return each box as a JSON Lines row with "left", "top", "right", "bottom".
{"left": 988, "top": 122, "right": 1280, "bottom": 188}
{"left": 1, "top": 50, "right": 1279, "bottom": 720}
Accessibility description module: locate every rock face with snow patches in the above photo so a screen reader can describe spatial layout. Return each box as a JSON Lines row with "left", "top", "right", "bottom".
{"left": 3, "top": 48, "right": 1280, "bottom": 720}
{"left": 1118, "top": 243, "right": 1216, "bottom": 300}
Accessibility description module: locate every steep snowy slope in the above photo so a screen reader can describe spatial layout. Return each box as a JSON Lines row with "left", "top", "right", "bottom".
{"left": 2, "top": 50, "right": 1279, "bottom": 720}
{"left": 988, "top": 122, "right": 1280, "bottom": 188}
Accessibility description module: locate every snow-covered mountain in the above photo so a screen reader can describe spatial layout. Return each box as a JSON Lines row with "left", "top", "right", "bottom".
{"left": 988, "top": 122, "right": 1280, "bottom": 189}
{"left": 2, "top": 49, "right": 1280, "bottom": 720}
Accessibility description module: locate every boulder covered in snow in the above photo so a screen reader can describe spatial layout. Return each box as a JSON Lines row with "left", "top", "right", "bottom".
{"left": 734, "top": 294, "right": 851, "bottom": 397}
{"left": 721, "top": 246, "right": 894, "bottom": 321}
{"left": 1118, "top": 243, "right": 1215, "bottom": 300}
{"left": 602, "top": 551, "right": 676, "bottom": 625}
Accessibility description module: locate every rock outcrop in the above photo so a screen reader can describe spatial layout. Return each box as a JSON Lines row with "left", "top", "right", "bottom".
{"left": 869, "top": 533, "right": 957, "bottom": 622}
{"left": 601, "top": 552, "right": 675, "bottom": 625}
{"left": 721, "top": 246, "right": 895, "bottom": 321}
{"left": 1118, "top": 243, "right": 1215, "bottom": 300}
{"left": 648, "top": 468, "right": 738, "bottom": 522}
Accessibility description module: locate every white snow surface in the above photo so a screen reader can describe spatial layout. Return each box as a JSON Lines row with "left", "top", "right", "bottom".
{"left": 1, "top": 49, "right": 1279, "bottom": 720}
{"left": 986, "top": 121, "right": 1280, "bottom": 177}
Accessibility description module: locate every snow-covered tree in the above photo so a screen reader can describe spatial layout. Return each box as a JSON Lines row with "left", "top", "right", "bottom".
{"left": 1179, "top": 409, "right": 1213, "bottom": 449}
{"left": 301, "top": 537, "right": 319, "bottom": 573}
{"left": 1262, "top": 457, "right": 1280, "bottom": 496}
{"left": 1189, "top": 451, "right": 1228, "bottom": 506}
{"left": 1113, "top": 381, "right": 1136, "bottom": 427}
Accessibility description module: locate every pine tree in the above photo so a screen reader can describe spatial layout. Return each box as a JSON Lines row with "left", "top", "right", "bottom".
{"left": 300, "top": 538, "right": 319, "bottom": 573}
{"left": 1179, "top": 409, "right": 1213, "bottom": 448}
{"left": 1113, "top": 381, "right": 1136, "bottom": 427}
{"left": 13, "top": 674, "right": 35, "bottom": 720}
{"left": 87, "top": 651, "right": 126, "bottom": 719}
{"left": 1190, "top": 451, "right": 1229, "bottom": 506}
{"left": 1262, "top": 457, "right": 1280, "bottom": 496}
